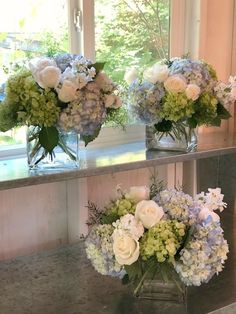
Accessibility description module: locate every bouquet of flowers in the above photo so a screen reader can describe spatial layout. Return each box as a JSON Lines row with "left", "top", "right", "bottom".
{"left": 125, "top": 58, "right": 235, "bottom": 145}
{"left": 0, "top": 54, "right": 123, "bottom": 165}
{"left": 85, "top": 182, "right": 229, "bottom": 297}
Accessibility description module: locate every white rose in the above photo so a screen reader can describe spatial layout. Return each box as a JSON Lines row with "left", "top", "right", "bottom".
{"left": 143, "top": 64, "right": 169, "bottom": 84}
{"left": 57, "top": 80, "right": 78, "bottom": 103}
{"left": 29, "top": 57, "right": 56, "bottom": 74}
{"left": 164, "top": 75, "right": 187, "bottom": 93}
{"left": 125, "top": 186, "right": 150, "bottom": 202}
{"left": 38, "top": 66, "right": 61, "bottom": 89}
{"left": 198, "top": 207, "right": 220, "bottom": 223}
{"left": 113, "top": 230, "right": 139, "bottom": 265}
{"left": 135, "top": 200, "right": 164, "bottom": 229}
{"left": 124, "top": 68, "right": 138, "bottom": 84}
{"left": 185, "top": 84, "right": 201, "bottom": 101}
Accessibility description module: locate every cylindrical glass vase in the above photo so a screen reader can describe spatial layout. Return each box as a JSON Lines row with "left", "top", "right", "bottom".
{"left": 27, "top": 126, "right": 79, "bottom": 170}
{"left": 146, "top": 125, "right": 197, "bottom": 152}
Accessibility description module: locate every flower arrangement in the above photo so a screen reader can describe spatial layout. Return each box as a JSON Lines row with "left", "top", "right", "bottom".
{"left": 125, "top": 57, "right": 235, "bottom": 141}
{"left": 0, "top": 54, "right": 123, "bottom": 165}
{"left": 85, "top": 181, "right": 229, "bottom": 296}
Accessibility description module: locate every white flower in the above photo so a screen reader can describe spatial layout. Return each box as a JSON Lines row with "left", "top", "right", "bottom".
{"left": 76, "top": 73, "right": 89, "bottom": 89}
{"left": 205, "top": 188, "right": 227, "bottom": 212}
{"left": 198, "top": 207, "right": 220, "bottom": 223}
{"left": 113, "top": 214, "right": 144, "bottom": 241}
{"left": 229, "top": 76, "right": 236, "bottom": 99}
{"left": 164, "top": 75, "right": 187, "bottom": 93}
{"left": 124, "top": 68, "right": 138, "bottom": 84}
{"left": 125, "top": 186, "right": 150, "bottom": 202}
{"left": 29, "top": 57, "right": 56, "bottom": 74}
{"left": 135, "top": 200, "right": 164, "bottom": 229}
{"left": 104, "top": 94, "right": 116, "bottom": 108}
{"left": 57, "top": 80, "right": 78, "bottom": 103}
{"left": 185, "top": 84, "right": 201, "bottom": 101}
{"left": 37, "top": 66, "right": 61, "bottom": 89}
{"left": 112, "top": 230, "right": 140, "bottom": 265}
{"left": 95, "top": 72, "right": 114, "bottom": 92}
{"left": 143, "top": 64, "right": 169, "bottom": 84}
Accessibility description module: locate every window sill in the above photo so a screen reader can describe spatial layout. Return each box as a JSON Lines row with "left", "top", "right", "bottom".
{"left": 0, "top": 131, "right": 235, "bottom": 191}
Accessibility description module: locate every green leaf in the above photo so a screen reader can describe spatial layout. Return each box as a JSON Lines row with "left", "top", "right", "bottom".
{"left": 176, "top": 225, "right": 196, "bottom": 259}
{"left": 187, "top": 116, "right": 198, "bottom": 129}
{"left": 38, "top": 126, "right": 59, "bottom": 153}
{"left": 81, "top": 127, "right": 101, "bottom": 146}
{"left": 210, "top": 116, "right": 222, "bottom": 127}
{"left": 154, "top": 119, "right": 172, "bottom": 132}
{"left": 216, "top": 103, "right": 231, "bottom": 120}
{"left": 88, "top": 62, "right": 106, "bottom": 73}
{"left": 124, "top": 260, "right": 142, "bottom": 282}
{"left": 100, "top": 213, "right": 120, "bottom": 225}
{"left": 122, "top": 274, "right": 130, "bottom": 285}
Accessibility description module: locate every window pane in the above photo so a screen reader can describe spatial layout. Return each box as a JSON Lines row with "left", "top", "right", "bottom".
{"left": 95, "top": 0, "right": 170, "bottom": 85}
{"left": 0, "top": 0, "right": 69, "bottom": 147}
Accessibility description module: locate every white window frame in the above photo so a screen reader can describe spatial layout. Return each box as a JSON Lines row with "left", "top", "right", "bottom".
{"left": 0, "top": 0, "right": 193, "bottom": 158}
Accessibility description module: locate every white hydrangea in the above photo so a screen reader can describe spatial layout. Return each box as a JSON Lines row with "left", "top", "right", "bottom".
{"left": 113, "top": 213, "right": 144, "bottom": 241}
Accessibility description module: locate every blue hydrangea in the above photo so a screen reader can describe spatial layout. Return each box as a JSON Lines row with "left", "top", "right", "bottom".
{"left": 174, "top": 219, "right": 229, "bottom": 286}
{"left": 129, "top": 80, "right": 165, "bottom": 124}
{"left": 169, "top": 59, "right": 215, "bottom": 91}
{"left": 85, "top": 224, "right": 124, "bottom": 277}
{"left": 154, "top": 189, "right": 200, "bottom": 224}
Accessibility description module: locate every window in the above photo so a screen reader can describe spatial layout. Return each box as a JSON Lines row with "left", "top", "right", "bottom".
{"left": 0, "top": 0, "right": 187, "bottom": 157}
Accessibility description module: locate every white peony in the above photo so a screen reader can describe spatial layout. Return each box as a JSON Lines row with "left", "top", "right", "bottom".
{"left": 124, "top": 68, "right": 138, "bottom": 84}
{"left": 125, "top": 186, "right": 150, "bottom": 202}
{"left": 38, "top": 66, "right": 61, "bottom": 89}
{"left": 113, "top": 230, "right": 140, "bottom": 265}
{"left": 57, "top": 80, "right": 78, "bottom": 103}
{"left": 135, "top": 200, "right": 164, "bottom": 229}
{"left": 164, "top": 75, "right": 187, "bottom": 93}
{"left": 198, "top": 207, "right": 220, "bottom": 223}
{"left": 143, "top": 63, "right": 169, "bottom": 84}
{"left": 185, "top": 84, "right": 201, "bottom": 101}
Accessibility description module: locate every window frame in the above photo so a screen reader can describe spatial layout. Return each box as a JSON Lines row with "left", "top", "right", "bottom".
{"left": 0, "top": 0, "right": 192, "bottom": 158}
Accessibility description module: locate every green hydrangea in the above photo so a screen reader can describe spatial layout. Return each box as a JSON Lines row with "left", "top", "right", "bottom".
{"left": 106, "top": 198, "right": 137, "bottom": 217}
{"left": 4, "top": 68, "right": 60, "bottom": 127}
{"left": 140, "top": 220, "right": 186, "bottom": 263}
{"left": 0, "top": 100, "right": 18, "bottom": 131}
{"left": 161, "top": 92, "right": 194, "bottom": 122}
{"left": 194, "top": 92, "right": 218, "bottom": 125}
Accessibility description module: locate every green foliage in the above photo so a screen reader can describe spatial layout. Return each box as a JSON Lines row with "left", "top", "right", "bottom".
{"left": 105, "top": 107, "right": 128, "bottom": 128}
{"left": 193, "top": 92, "right": 218, "bottom": 126}
{"left": 154, "top": 119, "right": 172, "bottom": 132}
{"left": 81, "top": 127, "right": 101, "bottom": 146}
{"left": 38, "top": 126, "right": 59, "bottom": 153}
{"left": 95, "top": 0, "right": 170, "bottom": 84}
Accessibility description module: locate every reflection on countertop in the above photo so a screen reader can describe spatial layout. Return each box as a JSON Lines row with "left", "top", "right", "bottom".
{"left": 0, "top": 131, "right": 236, "bottom": 190}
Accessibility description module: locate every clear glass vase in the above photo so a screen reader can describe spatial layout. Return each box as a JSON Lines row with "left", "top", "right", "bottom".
{"left": 138, "top": 278, "right": 187, "bottom": 304}
{"left": 27, "top": 126, "right": 79, "bottom": 170}
{"left": 146, "top": 124, "right": 197, "bottom": 152}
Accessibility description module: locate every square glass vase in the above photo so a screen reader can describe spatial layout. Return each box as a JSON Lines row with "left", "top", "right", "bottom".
{"left": 146, "top": 125, "right": 197, "bottom": 153}
{"left": 27, "top": 126, "right": 79, "bottom": 170}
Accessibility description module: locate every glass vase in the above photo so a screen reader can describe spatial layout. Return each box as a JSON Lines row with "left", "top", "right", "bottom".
{"left": 146, "top": 124, "right": 197, "bottom": 152}
{"left": 138, "top": 278, "right": 187, "bottom": 304}
{"left": 27, "top": 126, "right": 79, "bottom": 170}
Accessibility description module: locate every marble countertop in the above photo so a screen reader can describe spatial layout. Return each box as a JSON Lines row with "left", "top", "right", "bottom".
{"left": 0, "top": 131, "right": 235, "bottom": 190}
{"left": 0, "top": 241, "right": 235, "bottom": 314}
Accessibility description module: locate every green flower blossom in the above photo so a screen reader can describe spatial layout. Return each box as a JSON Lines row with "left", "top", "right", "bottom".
{"left": 194, "top": 92, "right": 218, "bottom": 125}
{"left": 106, "top": 198, "right": 137, "bottom": 217}
{"left": 161, "top": 92, "right": 194, "bottom": 122}
{"left": 140, "top": 220, "right": 186, "bottom": 263}
{"left": 4, "top": 68, "right": 60, "bottom": 127}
